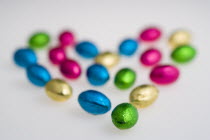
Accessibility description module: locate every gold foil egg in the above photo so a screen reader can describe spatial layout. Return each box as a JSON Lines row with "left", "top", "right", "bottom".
{"left": 45, "top": 79, "right": 72, "bottom": 102}
{"left": 169, "top": 30, "right": 191, "bottom": 49}
{"left": 94, "top": 52, "right": 120, "bottom": 69}
{"left": 129, "top": 84, "right": 159, "bottom": 108}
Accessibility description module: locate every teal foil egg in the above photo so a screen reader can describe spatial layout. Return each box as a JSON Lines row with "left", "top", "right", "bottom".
{"left": 75, "top": 41, "right": 99, "bottom": 59}
{"left": 86, "top": 64, "right": 110, "bottom": 86}
{"left": 13, "top": 48, "right": 37, "bottom": 68}
{"left": 119, "top": 39, "right": 139, "bottom": 56}
{"left": 78, "top": 90, "right": 111, "bottom": 115}
{"left": 26, "top": 64, "right": 51, "bottom": 87}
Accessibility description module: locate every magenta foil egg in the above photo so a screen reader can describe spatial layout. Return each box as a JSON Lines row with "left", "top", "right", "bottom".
{"left": 59, "top": 31, "right": 75, "bottom": 47}
{"left": 60, "top": 59, "right": 81, "bottom": 79}
{"left": 49, "top": 47, "right": 66, "bottom": 65}
{"left": 150, "top": 65, "right": 180, "bottom": 85}
{"left": 140, "top": 48, "right": 162, "bottom": 66}
{"left": 139, "top": 27, "right": 161, "bottom": 42}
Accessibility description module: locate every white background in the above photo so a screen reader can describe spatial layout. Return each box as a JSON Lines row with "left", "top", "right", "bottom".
{"left": 1, "top": 0, "right": 210, "bottom": 140}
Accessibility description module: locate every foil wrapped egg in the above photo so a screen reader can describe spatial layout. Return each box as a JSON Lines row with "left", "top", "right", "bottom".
{"left": 140, "top": 48, "right": 162, "bottom": 66}
{"left": 94, "top": 52, "right": 120, "bottom": 69}
{"left": 48, "top": 47, "right": 67, "bottom": 65}
{"left": 78, "top": 90, "right": 111, "bottom": 115}
{"left": 114, "top": 68, "right": 136, "bottom": 90}
{"left": 130, "top": 85, "right": 159, "bottom": 108}
{"left": 45, "top": 79, "right": 72, "bottom": 102}
{"left": 111, "top": 103, "right": 138, "bottom": 129}
{"left": 150, "top": 65, "right": 180, "bottom": 85}
{"left": 13, "top": 48, "right": 37, "bottom": 68}
{"left": 171, "top": 45, "right": 196, "bottom": 63}
{"left": 138, "top": 27, "right": 161, "bottom": 42}
{"left": 59, "top": 30, "right": 75, "bottom": 47}
{"left": 75, "top": 41, "right": 99, "bottom": 59}
{"left": 169, "top": 30, "right": 191, "bottom": 49}
{"left": 86, "top": 64, "right": 110, "bottom": 86}
{"left": 59, "top": 59, "right": 82, "bottom": 79}
{"left": 26, "top": 64, "right": 51, "bottom": 87}
{"left": 118, "top": 39, "right": 139, "bottom": 56}
{"left": 28, "top": 32, "right": 50, "bottom": 49}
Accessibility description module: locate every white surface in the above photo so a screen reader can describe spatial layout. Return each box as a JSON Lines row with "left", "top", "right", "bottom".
{"left": 0, "top": 0, "right": 210, "bottom": 140}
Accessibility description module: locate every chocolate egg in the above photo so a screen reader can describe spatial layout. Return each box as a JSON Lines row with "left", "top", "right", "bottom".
{"left": 169, "top": 30, "right": 191, "bottom": 49}
{"left": 59, "top": 31, "right": 75, "bottom": 47}
{"left": 75, "top": 41, "right": 99, "bottom": 59}
{"left": 95, "top": 52, "right": 120, "bottom": 68}
{"left": 45, "top": 79, "right": 72, "bottom": 102}
{"left": 26, "top": 64, "right": 51, "bottom": 87}
{"left": 28, "top": 32, "right": 50, "bottom": 49}
{"left": 171, "top": 45, "right": 196, "bottom": 63}
{"left": 139, "top": 27, "right": 161, "bottom": 42}
{"left": 86, "top": 64, "right": 110, "bottom": 86}
{"left": 140, "top": 48, "right": 162, "bottom": 66}
{"left": 111, "top": 103, "right": 138, "bottom": 129}
{"left": 59, "top": 59, "right": 82, "bottom": 79}
{"left": 78, "top": 90, "right": 111, "bottom": 115}
{"left": 118, "top": 39, "right": 139, "bottom": 56}
{"left": 13, "top": 48, "right": 37, "bottom": 68}
{"left": 114, "top": 68, "right": 136, "bottom": 90}
{"left": 130, "top": 85, "right": 159, "bottom": 108}
{"left": 150, "top": 65, "right": 180, "bottom": 85}
{"left": 49, "top": 47, "right": 67, "bottom": 65}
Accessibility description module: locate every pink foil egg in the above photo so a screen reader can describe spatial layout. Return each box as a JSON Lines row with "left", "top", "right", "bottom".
{"left": 139, "top": 27, "right": 161, "bottom": 42}
{"left": 59, "top": 31, "right": 75, "bottom": 47}
{"left": 49, "top": 47, "right": 66, "bottom": 65}
{"left": 150, "top": 65, "right": 180, "bottom": 85}
{"left": 60, "top": 59, "right": 81, "bottom": 79}
{"left": 140, "top": 48, "right": 162, "bottom": 66}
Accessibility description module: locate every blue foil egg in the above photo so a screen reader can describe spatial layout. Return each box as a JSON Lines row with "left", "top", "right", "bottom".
{"left": 78, "top": 90, "right": 111, "bottom": 115}
{"left": 26, "top": 64, "right": 51, "bottom": 87}
{"left": 75, "top": 41, "right": 99, "bottom": 58}
{"left": 87, "top": 64, "right": 109, "bottom": 86}
{"left": 13, "top": 48, "right": 37, "bottom": 68}
{"left": 119, "top": 39, "right": 139, "bottom": 56}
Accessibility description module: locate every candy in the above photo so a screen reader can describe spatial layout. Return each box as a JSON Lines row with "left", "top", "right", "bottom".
{"left": 49, "top": 47, "right": 66, "bottom": 65}
{"left": 75, "top": 41, "right": 99, "bottom": 58}
{"left": 86, "top": 64, "right": 109, "bottom": 86}
{"left": 111, "top": 103, "right": 138, "bottom": 129}
{"left": 60, "top": 59, "right": 81, "bottom": 79}
{"left": 45, "top": 79, "right": 72, "bottom": 102}
{"left": 171, "top": 45, "right": 196, "bottom": 63}
{"left": 78, "top": 90, "right": 111, "bottom": 115}
{"left": 28, "top": 32, "right": 50, "bottom": 49}
{"left": 26, "top": 64, "right": 51, "bottom": 87}
{"left": 114, "top": 68, "right": 136, "bottom": 89}
{"left": 150, "top": 65, "right": 179, "bottom": 85}
{"left": 94, "top": 52, "right": 120, "bottom": 68}
{"left": 169, "top": 30, "right": 191, "bottom": 49}
{"left": 140, "top": 48, "right": 162, "bottom": 66}
{"left": 118, "top": 39, "right": 139, "bottom": 56}
{"left": 59, "top": 31, "right": 75, "bottom": 47}
{"left": 130, "top": 85, "right": 159, "bottom": 108}
{"left": 139, "top": 27, "right": 161, "bottom": 42}
{"left": 13, "top": 48, "right": 37, "bottom": 68}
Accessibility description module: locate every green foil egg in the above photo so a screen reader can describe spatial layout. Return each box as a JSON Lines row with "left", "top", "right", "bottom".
{"left": 29, "top": 32, "right": 50, "bottom": 49}
{"left": 114, "top": 68, "right": 136, "bottom": 90}
{"left": 171, "top": 45, "right": 196, "bottom": 63}
{"left": 111, "top": 103, "right": 138, "bottom": 129}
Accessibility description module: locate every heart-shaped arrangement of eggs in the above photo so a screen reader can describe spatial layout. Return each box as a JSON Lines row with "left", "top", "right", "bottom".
{"left": 13, "top": 26, "right": 196, "bottom": 130}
